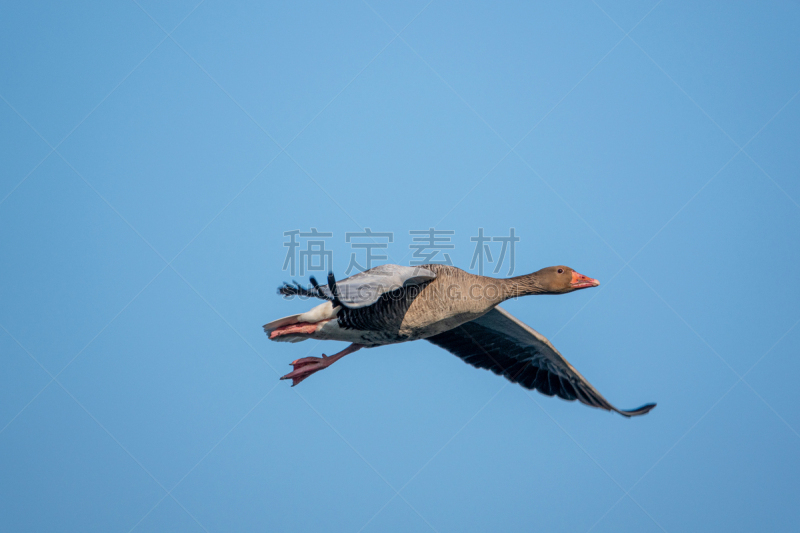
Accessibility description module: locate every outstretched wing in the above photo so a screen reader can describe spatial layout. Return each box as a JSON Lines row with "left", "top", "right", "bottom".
{"left": 279, "top": 264, "right": 436, "bottom": 309}
{"left": 426, "top": 306, "right": 655, "bottom": 417}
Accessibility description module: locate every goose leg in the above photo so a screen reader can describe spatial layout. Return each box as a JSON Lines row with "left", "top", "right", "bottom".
{"left": 280, "top": 343, "right": 363, "bottom": 387}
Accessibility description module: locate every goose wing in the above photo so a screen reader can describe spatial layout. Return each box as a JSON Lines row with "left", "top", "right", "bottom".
{"left": 426, "top": 306, "right": 655, "bottom": 417}
{"left": 279, "top": 264, "right": 436, "bottom": 309}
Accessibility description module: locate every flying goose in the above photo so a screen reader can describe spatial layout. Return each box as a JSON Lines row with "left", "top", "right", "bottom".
{"left": 264, "top": 264, "right": 655, "bottom": 417}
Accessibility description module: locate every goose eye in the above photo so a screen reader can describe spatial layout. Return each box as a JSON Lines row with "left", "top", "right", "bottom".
{"left": 557, "top": 268, "right": 564, "bottom": 274}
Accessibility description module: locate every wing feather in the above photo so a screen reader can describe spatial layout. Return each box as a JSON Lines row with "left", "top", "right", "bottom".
{"left": 279, "top": 264, "right": 436, "bottom": 309}
{"left": 426, "top": 306, "right": 655, "bottom": 417}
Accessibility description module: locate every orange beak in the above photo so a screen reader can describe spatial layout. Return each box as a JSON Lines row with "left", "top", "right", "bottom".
{"left": 571, "top": 271, "right": 600, "bottom": 289}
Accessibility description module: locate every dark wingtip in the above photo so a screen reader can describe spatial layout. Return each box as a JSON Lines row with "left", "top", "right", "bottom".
{"left": 277, "top": 278, "right": 333, "bottom": 302}
{"left": 618, "top": 402, "right": 657, "bottom": 418}
{"left": 277, "top": 282, "right": 297, "bottom": 297}
{"left": 327, "top": 271, "right": 342, "bottom": 307}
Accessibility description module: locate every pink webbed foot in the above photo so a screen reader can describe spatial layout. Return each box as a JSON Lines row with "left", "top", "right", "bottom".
{"left": 280, "top": 355, "right": 335, "bottom": 387}
{"left": 280, "top": 344, "right": 363, "bottom": 386}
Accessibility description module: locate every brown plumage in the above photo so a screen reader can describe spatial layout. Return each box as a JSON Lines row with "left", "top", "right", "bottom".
{"left": 264, "top": 264, "right": 655, "bottom": 417}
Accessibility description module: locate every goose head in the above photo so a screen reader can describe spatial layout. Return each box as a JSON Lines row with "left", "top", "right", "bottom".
{"left": 534, "top": 266, "right": 600, "bottom": 294}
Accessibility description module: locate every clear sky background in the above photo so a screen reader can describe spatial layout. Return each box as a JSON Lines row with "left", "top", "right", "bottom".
{"left": 2, "top": 1, "right": 799, "bottom": 532}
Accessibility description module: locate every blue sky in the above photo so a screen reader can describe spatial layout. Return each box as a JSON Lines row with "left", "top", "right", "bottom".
{"left": 1, "top": 1, "right": 799, "bottom": 531}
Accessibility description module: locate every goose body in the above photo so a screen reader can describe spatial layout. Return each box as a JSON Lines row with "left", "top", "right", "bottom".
{"left": 267, "top": 265, "right": 498, "bottom": 345}
{"left": 265, "top": 263, "right": 656, "bottom": 418}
